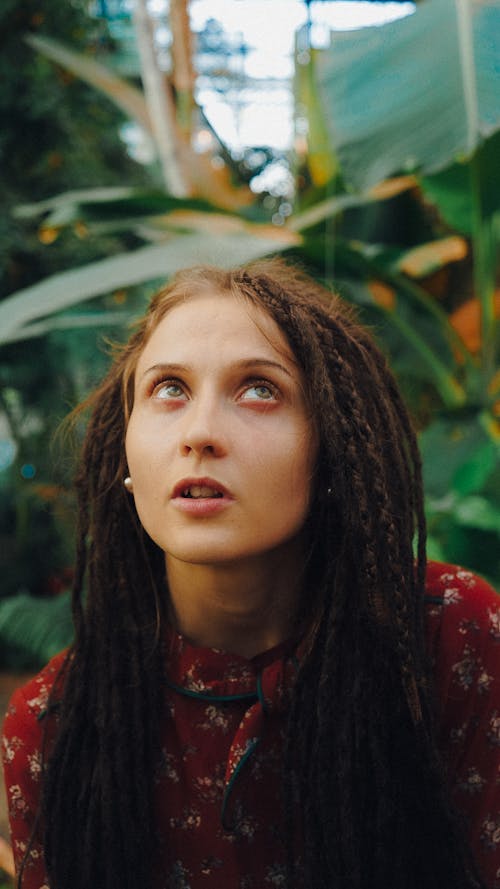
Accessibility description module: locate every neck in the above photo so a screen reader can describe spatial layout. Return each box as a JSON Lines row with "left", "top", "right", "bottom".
{"left": 165, "top": 547, "right": 304, "bottom": 659}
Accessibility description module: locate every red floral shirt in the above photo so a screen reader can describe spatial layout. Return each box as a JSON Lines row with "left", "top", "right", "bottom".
{"left": 2, "top": 562, "right": 500, "bottom": 889}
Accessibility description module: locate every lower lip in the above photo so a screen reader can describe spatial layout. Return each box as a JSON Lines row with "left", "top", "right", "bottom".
{"left": 172, "top": 496, "right": 233, "bottom": 516}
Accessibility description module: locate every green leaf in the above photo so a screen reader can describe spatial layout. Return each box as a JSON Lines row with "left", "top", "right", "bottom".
{"left": 290, "top": 192, "right": 374, "bottom": 233}
{"left": 420, "top": 416, "right": 492, "bottom": 499}
{"left": 25, "top": 33, "right": 152, "bottom": 135}
{"left": 453, "top": 496, "right": 500, "bottom": 532}
{"left": 420, "top": 164, "right": 474, "bottom": 235}
{"left": 0, "top": 312, "right": 135, "bottom": 345}
{"left": 424, "top": 533, "right": 448, "bottom": 563}
{"left": 0, "top": 228, "right": 299, "bottom": 345}
{"left": 420, "top": 131, "right": 500, "bottom": 235}
{"left": 307, "top": 238, "right": 470, "bottom": 364}
{"left": 0, "top": 592, "right": 73, "bottom": 670}
{"left": 452, "top": 440, "right": 498, "bottom": 495}
{"left": 316, "top": 0, "right": 500, "bottom": 191}
{"left": 423, "top": 516, "right": 500, "bottom": 586}
{"left": 15, "top": 188, "right": 226, "bottom": 226}
{"left": 294, "top": 48, "right": 338, "bottom": 187}
{"left": 332, "top": 276, "right": 466, "bottom": 407}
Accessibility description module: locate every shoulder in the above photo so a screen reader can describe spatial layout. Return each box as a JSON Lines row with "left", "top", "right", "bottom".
{"left": 424, "top": 560, "right": 499, "bottom": 608}
{"left": 424, "top": 560, "right": 499, "bottom": 646}
{"left": 423, "top": 566, "right": 500, "bottom": 883}
{"left": 2, "top": 652, "right": 68, "bottom": 883}
{"left": 2, "top": 649, "right": 69, "bottom": 751}
{"left": 423, "top": 561, "right": 499, "bottom": 725}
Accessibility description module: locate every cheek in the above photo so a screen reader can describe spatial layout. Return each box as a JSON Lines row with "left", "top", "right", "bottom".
{"left": 292, "top": 428, "right": 318, "bottom": 511}
{"left": 260, "top": 429, "right": 316, "bottom": 509}
{"left": 125, "top": 423, "right": 161, "bottom": 499}
{"left": 124, "top": 434, "right": 165, "bottom": 538}
{"left": 126, "top": 412, "right": 168, "bottom": 465}
{"left": 125, "top": 425, "right": 141, "bottom": 479}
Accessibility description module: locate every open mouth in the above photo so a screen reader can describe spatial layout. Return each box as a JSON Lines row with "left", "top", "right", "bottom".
{"left": 181, "top": 485, "right": 224, "bottom": 499}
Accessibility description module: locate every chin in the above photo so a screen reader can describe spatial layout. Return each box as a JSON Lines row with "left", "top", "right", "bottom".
{"left": 164, "top": 546, "right": 257, "bottom": 567}
{"left": 161, "top": 531, "right": 305, "bottom": 570}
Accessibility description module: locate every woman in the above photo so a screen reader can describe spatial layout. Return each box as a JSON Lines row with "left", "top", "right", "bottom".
{"left": 3, "top": 258, "right": 499, "bottom": 889}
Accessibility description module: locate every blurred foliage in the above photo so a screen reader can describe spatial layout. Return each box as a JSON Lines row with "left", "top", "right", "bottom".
{"left": 0, "top": 1, "right": 296, "bottom": 611}
{"left": 0, "top": 0, "right": 498, "bottom": 671}
{"left": 0, "top": 0, "right": 150, "bottom": 300}
{"left": 0, "top": 591, "right": 73, "bottom": 670}
{"left": 292, "top": 139, "right": 499, "bottom": 586}
{"left": 0, "top": 0, "right": 151, "bottom": 599}
{"left": 315, "top": 0, "right": 499, "bottom": 192}
{"left": 0, "top": 319, "right": 143, "bottom": 597}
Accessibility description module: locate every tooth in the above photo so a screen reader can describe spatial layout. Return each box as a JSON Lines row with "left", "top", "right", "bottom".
{"left": 192, "top": 486, "right": 215, "bottom": 498}
{"left": 188, "top": 485, "right": 222, "bottom": 498}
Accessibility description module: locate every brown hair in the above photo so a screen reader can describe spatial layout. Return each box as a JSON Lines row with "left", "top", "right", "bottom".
{"left": 30, "top": 258, "right": 482, "bottom": 889}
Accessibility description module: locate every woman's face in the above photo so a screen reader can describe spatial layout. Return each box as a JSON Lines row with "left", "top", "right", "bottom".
{"left": 125, "top": 290, "right": 317, "bottom": 570}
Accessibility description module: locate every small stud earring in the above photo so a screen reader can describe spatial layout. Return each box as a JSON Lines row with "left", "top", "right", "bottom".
{"left": 124, "top": 476, "right": 134, "bottom": 492}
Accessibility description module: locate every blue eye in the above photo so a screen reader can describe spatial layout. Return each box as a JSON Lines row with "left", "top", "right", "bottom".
{"left": 241, "top": 384, "right": 276, "bottom": 401}
{"left": 155, "top": 382, "right": 186, "bottom": 400}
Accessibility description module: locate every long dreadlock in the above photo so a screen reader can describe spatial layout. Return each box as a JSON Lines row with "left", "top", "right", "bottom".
{"left": 26, "top": 258, "right": 484, "bottom": 889}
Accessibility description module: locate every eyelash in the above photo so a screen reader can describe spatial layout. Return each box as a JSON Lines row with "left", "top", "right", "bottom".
{"left": 148, "top": 376, "right": 280, "bottom": 401}
{"left": 150, "top": 377, "right": 186, "bottom": 399}
{"left": 239, "top": 379, "right": 280, "bottom": 401}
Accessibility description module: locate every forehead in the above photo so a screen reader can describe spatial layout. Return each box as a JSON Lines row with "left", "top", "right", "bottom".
{"left": 135, "top": 289, "right": 297, "bottom": 373}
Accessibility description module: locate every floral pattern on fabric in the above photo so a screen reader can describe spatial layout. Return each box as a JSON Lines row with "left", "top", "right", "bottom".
{"left": 2, "top": 562, "right": 500, "bottom": 888}
{"left": 424, "top": 563, "right": 500, "bottom": 888}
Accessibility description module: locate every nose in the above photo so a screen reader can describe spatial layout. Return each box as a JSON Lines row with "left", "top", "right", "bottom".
{"left": 179, "top": 393, "right": 227, "bottom": 459}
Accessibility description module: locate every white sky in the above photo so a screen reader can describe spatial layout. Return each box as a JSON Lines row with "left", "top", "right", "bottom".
{"left": 191, "top": 1, "right": 414, "bottom": 78}
{"left": 188, "top": 0, "right": 414, "bottom": 151}
{"left": 128, "top": 1, "right": 414, "bottom": 162}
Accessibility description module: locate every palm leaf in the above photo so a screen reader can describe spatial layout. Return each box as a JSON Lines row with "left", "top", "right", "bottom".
{"left": 25, "top": 33, "right": 153, "bottom": 135}
{"left": 24, "top": 33, "right": 254, "bottom": 210}
{"left": 316, "top": 0, "right": 500, "bottom": 190}
{"left": 14, "top": 187, "right": 233, "bottom": 233}
{"left": 0, "top": 227, "right": 300, "bottom": 344}
{"left": 0, "top": 592, "right": 73, "bottom": 670}
{"left": 0, "top": 312, "right": 135, "bottom": 345}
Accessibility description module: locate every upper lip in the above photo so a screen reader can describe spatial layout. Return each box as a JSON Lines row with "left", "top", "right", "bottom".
{"left": 172, "top": 477, "right": 232, "bottom": 499}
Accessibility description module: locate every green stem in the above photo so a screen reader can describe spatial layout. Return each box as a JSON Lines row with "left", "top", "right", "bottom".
{"left": 478, "top": 409, "right": 500, "bottom": 445}
{"left": 0, "top": 389, "right": 23, "bottom": 451}
{"left": 470, "top": 150, "right": 497, "bottom": 388}
{"left": 388, "top": 271, "right": 477, "bottom": 372}
{"left": 378, "top": 305, "right": 466, "bottom": 409}
{"left": 289, "top": 193, "right": 370, "bottom": 233}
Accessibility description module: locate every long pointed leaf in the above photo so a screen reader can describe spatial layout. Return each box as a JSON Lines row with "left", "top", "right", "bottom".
{"left": 343, "top": 279, "right": 467, "bottom": 408}
{"left": 456, "top": 0, "right": 480, "bottom": 154}
{"left": 2, "top": 312, "right": 135, "bottom": 345}
{"left": 0, "top": 229, "right": 300, "bottom": 344}
{"left": 14, "top": 187, "right": 151, "bottom": 219}
{"left": 25, "top": 33, "right": 153, "bottom": 135}
{"left": 382, "top": 309, "right": 466, "bottom": 408}
{"left": 24, "top": 35, "right": 254, "bottom": 211}
{"left": 132, "top": 0, "right": 188, "bottom": 195}
{"left": 14, "top": 189, "right": 232, "bottom": 233}
{"left": 289, "top": 193, "right": 373, "bottom": 232}
{"left": 316, "top": 0, "right": 500, "bottom": 190}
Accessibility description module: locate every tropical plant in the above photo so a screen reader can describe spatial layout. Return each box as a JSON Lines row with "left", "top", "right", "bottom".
{"left": 301, "top": 0, "right": 500, "bottom": 583}
{"left": 0, "top": 0, "right": 151, "bottom": 599}
{"left": 0, "top": 0, "right": 498, "bottom": 639}
{"left": 0, "top": 1, "right": 302, "bottom": 616}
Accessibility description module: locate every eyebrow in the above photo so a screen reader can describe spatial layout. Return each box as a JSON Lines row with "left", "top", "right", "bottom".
{"left": 140, "top": 358, "right": 295, "bottom": 380}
